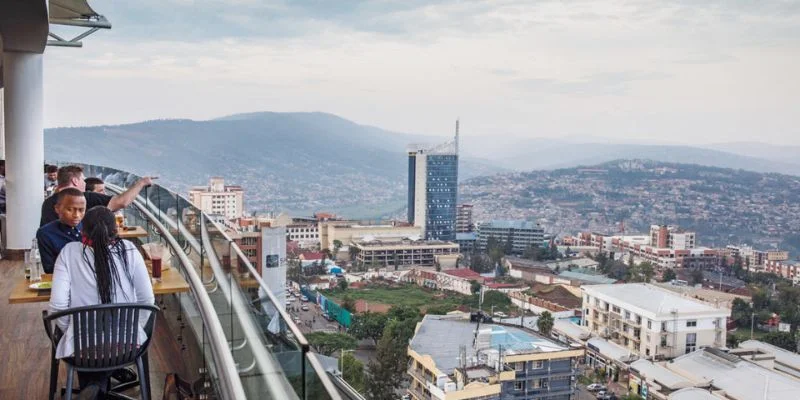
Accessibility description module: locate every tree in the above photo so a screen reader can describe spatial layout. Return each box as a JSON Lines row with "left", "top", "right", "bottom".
{"left": 548, "top": 241, "right": 559, "bottom": 260}
{"left": 342, "top": 295, "right": 356, "bottom": 313}
{"left": 690, "top": 269, "right": 704, "bottom": 286}
{"left": 425, "top": 304, "right": 455, "bottom": 315}
{"left": 306, "top": 332, "right": 357, "bottom": 356}
{"left": 348, "top": 246, "right": 361, "bottom": 267}
{"left": 727, "top": 333, "right": 741, "bottom": 348}
{"left": 639, "top": 262, "right": 655, "bottom": 282}
{"left": 341, "top": 352, "right": 365, "bottom": 394}
{"left": 338, "top": 279, "right": 349, "bottom": 291}
{"left": 762, "top": 331, "right": 797, "bottom": 352}
{"left": 662, "top": 268, "right": 677, "bottom": 282}
{"left": 365, "top": 326, "right": 406, "bottom": 400}
{"left": 523, "top": 244, "right": 539, "bottom": 261}
{"left": 333, "top": 240, "right": 343, "bottom": 259}
{"left": 348, "top": 312, "right": 388, "bottom": 345}
{"left": 470, "top": 280, "right": 482, "bottom": 295}
{"left": 537, "top": 311, "right": 554, "bottom": 336}
{"left": 731, "top": 298, "right": 753, "bottom": 327}
{"left": 627, "top": 253, "right": 635, "bottom": 268}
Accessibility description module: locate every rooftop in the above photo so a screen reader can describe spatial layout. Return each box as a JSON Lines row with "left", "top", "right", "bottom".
{"left": 629, "top": 359, "right": 693, "bottom": 390}
{"left": 552, "top": 319, "right": 591, "bottom": 342}
{"left": 442, "top": 269, "right": 482, "bottom": 279}
{"left": 668, "top": 388, "right": 721, "bottom": 400}
{"left": 669, "top": 348, "right": 800, "bottom": 400}
{"left": 586, "top": 337, "right": 637, "bottom": 363}
{"left": 558, "top": 270, "right": 617, "bottom": 284}
{"left": 409, "top": 315, "right": 568, "bottom": 375}
{"left": 739, "top": 340, "right": 800, "bottom": 379}
{"left": 582, "top": 283, "right": 729, "bottom": 317}
{"left": 479, "top": 220, "right": 542, "bottom": 231}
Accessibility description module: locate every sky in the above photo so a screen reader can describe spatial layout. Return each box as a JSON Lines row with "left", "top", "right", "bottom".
{"left": 43, "top": 0, "right": 800, "bottom": 145}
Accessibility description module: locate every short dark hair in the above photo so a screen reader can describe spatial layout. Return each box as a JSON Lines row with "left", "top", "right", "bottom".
{"left": 45, "top": 164, "right": 58, "bottom": 174}
{"left": 56, "top": 187, "right": 84, "bottom": 204}
{"left": 57, "top": 165, "right": 84, "bottom": 187}
{"left": 84, "top": 177, "right": 104, "bottom": 192}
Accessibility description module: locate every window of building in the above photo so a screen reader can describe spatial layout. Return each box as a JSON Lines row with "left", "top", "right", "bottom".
{"left": 686, "top": 320, "right": 697, "bottom": 328}
{"left": 660, "top": 335, "right": 667, "bottom": 347}
{"left": 686, "top": 333, "right": 697, "bottom": 354}
{"left": 612, "top": 306, "right": 621, "bottom": 313}
{"left": 514, "top": 362, "right": 524, "bottom": 371}
{"left": 530, "top": 361, "right": 544, "bottom": 369}
{"left": 514, "top": 381, "right": 524, "bottom": 391}
{"left": 624, "top": 311, "right": 631, "bottom": 319}
{"left": 647, "top": 320, "right": 652, "bottom": 329}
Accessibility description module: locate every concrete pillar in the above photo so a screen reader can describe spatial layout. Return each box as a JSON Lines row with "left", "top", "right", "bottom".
{"left": 3, "top": 50, "right": 44, "bottom": 250}
{"left": 0, "top": 88, "right": 5, "bottom": 159}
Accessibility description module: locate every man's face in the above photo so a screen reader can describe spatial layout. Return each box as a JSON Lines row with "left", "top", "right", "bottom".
{"left": 46, "top": 172, "right": 57, "bottom": 182}
{"left": 92, "top": 183, "right": 106, "bottom": 194}
{"left": 56, "top": 195, "right": 86, "bottom": 227}
{"left": 73, "top": 174, "right": 87, "bottom": 192}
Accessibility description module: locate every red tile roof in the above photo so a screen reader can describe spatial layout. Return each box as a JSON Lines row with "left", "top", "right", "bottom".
{"left": 443, "top": 269, "right": 482, "bottom": 279}
{"left": 300, "top": 251, "right": 324, "bottom": 260}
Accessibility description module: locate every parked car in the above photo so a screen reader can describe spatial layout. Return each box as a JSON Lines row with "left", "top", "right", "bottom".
{"left": 301, "top": 305, "right": 309, "bottom": 311}
{"left": 596, "top": 393, "right": 616, "bottom": 400}
{"left": 300, "top": 296, "right": 309, "bottom": 302}
{"left": 587, "top": 383, "right": 606, "bottom": 392}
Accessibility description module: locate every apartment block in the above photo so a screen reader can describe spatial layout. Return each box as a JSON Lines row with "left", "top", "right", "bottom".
{"left": 188, "top": 177, "right": 244, "bottom": 220}
{"left": 477, "top": 220, "right": 544, "bottom": 255}
{"left": 456, "top": 204, "right": 474, "bottom": 233}
{"left": 408, "top": 314, "right": 582, "bottom": 400}
{"left": 581, "top": 284, "right": 730, "bottom": 360}
{"left": 353, "top": 239, "right": 459, "bottom": 268}
{"left": 318, "top": 221, "right": 422, "bottom": 252}
{"left": 407, "top": 131, "right": 459, "bottom": 241}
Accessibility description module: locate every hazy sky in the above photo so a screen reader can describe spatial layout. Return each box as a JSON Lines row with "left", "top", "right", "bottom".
{"left": 44, "top": 0, "right": 800, "bottom": 145}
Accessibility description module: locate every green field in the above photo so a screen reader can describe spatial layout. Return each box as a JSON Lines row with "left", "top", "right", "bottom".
{"left": 321, "top": 283, "right": 516, "bottom": 314}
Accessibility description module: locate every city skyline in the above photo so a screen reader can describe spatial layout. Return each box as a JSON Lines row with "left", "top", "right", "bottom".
{"left": 42, "top": 0, "right": 800, "bottom": 145}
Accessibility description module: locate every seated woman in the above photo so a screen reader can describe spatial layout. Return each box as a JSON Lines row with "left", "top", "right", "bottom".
{"left": 49, "top": 206, "right": 155, "bottom": 398}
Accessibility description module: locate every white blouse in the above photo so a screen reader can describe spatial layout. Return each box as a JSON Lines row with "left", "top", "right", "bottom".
{"left": 49, "top": 239, "right": 155, "bottom": 359}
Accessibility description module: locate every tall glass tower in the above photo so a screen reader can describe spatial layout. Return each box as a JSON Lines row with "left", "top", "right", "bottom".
{"left": 407, "top": 122, "right": 459, "bottom": 241}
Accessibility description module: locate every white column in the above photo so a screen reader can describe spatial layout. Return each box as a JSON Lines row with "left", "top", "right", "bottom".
{"left": 0, "top": 88, "right": 5, "bottom": 159}
{"left": 3, "top": 51, "right": 44, "bottom": 250}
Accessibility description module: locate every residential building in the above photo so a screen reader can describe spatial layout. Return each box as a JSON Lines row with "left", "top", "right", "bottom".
{"left": 407, "top": 314, "right": 582, "bottom": 400}
{"left": 571, "top": 225, "right": 719, "bottom": 269}
{"left": 764, "top": 259, "right": 800, "bottom": 280}
{"left": 455, "top": 232, "right": 477, "bottom": 253}
{"left": 318, "top": 221, "right": 422, "bottom": 252}
{"left": 726, "top": 244, "right": 768, "bottom": 267}
{"left": 353, "top": 239, "right": 459, "bottom": 268}
{"left": 407, "top": 126, "right": 459, "bottom": 241}
{"left": 628, "top": 347, "right": 800, "bottom": 400}
{"left": 456, "top": 204, "right": 474, "bottom": 233}
{"left": 405, "top": 268, "right": 483, "bottom": 295}
{"left": 231, "top": 231, "right": 262, "bottom": 275}
{"left": 581, "top": 284, "right": 730, "bottom": 360}
{"left": 477, "top": 220, "right": 544, "bottom": 255}
{"left": 188, "top": 177, "right": 244, "bottom": 220}
{"left": 736, "top": 340, "right": 800, "bottom": 380}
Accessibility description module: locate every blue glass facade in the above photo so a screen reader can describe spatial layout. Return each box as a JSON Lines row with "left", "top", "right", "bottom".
{"left": 407, "top": 153, "right": 416, "bottom": 224}
{"left": 424, "top": 154, "right": 458, "bottom": 241}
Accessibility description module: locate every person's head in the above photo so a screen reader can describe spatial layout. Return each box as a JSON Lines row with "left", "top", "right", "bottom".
{"left": 56, "top": 165, "right": 86, "bottom": 191}
{"left": 55, "top": 188, "right": 86, "bottom": 227}
{"left": 84, "top": 177, "right": 105, "bottom": 194}
{"left": 82, "top": 206, "right": 128, "bottom": 304}
{"left": 45, "top": 165, "right": 58, "bottom": 182}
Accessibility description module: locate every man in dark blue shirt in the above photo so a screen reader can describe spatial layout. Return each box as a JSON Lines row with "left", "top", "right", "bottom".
{"left": 36, "top": 188, "right": 86, "bottom": 273}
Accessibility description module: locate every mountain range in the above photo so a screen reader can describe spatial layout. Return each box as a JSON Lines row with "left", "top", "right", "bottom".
{"left": 44, "top": 111, "right": 800, "bottom": 218}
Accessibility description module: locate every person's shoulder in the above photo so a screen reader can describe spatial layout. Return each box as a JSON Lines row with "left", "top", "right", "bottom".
{"left": 60, "top": 241, "right": 84, "bottom": 254}
{"left": 37, "top": 220, "right": 59, "bottom": 235}
{"left": 84, "top": 191, "right": 112, "bottom": 205}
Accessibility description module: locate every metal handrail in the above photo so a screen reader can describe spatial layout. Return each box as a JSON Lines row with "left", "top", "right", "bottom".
{"left": 200, "top": 214, "right": 300, "bottom": 400}
{"left": 119, "top": 185, "right": 247, "bottom": 400}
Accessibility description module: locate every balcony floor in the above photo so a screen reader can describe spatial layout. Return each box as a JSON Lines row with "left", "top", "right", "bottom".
{"left": 0, "top": 259, "right": 187, "bottom": 398}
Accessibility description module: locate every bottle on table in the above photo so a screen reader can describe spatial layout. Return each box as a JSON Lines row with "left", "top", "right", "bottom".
{"left": 29, "top": 239, "right": 42, "bottom": 282}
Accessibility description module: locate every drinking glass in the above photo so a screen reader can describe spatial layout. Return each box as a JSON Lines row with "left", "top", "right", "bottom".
{"left": 115, "top": 211, "right": 125, "bottom": 229}
{"left": 150, "top": 243, "right": 163, "bottom": 281}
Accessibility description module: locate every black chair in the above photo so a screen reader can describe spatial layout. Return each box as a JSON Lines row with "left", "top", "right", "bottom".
{"left": 43, "top": 303, "right": 160, "bottom": 400}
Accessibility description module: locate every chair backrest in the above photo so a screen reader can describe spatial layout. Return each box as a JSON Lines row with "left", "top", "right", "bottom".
{"left": 43, "top": 303, "right": 159, "bottom": 370}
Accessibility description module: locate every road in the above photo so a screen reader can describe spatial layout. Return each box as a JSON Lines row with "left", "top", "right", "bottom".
{"left": 286, "top": 298, "right": 376, "bottom": 365}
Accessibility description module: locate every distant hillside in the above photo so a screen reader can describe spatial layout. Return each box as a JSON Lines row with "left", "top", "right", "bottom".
{"left": 461, "top": 138, "right": 800, "bottom": 176}
{"left": 460, "top": 159, "right": 800, "bottom": 253}
{"left": 44, "top": 112, "right": 503, "bottom": 218}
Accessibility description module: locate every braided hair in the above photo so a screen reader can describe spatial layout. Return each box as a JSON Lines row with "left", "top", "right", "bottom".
{"left": 81, "top": 206, "right": 133, "bottom": 304}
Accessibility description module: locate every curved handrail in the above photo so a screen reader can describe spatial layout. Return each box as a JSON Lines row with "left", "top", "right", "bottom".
{"left": 200, "top": 214, "right": 300, "bottom": 400}
{"left": 114, "top": 184, "right": 247, "bottom": 400}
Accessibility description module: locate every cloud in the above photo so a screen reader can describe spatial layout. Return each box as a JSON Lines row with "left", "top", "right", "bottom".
{"left": 513, "top": 71, "right": 672, "bottom": 96}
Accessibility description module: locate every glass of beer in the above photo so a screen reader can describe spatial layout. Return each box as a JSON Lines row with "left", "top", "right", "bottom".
{"left": 151, "top": 243, "right": 163, "bottom": 281}
{"left": 115, "top": 211, "right": 125, "bottom": 229}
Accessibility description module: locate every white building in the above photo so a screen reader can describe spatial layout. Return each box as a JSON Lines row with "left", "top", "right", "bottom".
{"left": 581, "top": 284, "right": 730, "bottom": 360}
{"left": 188, "top": 177, "right": 244, "bottom": 220}
{"left": 476, "top": 220, "right": 544, "bottom": 254}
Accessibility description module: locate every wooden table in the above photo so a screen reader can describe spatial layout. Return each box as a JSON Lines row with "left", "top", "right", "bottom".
{"left": 118, "top": 225, "right": 149, "bottom": 239}
{"left": 8, "top": 268, "right": 190, "bottom": 304}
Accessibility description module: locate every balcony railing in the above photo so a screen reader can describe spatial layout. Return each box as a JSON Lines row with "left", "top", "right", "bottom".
{"left": 73, "top": 163, "right": 342, "bottom": 400}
